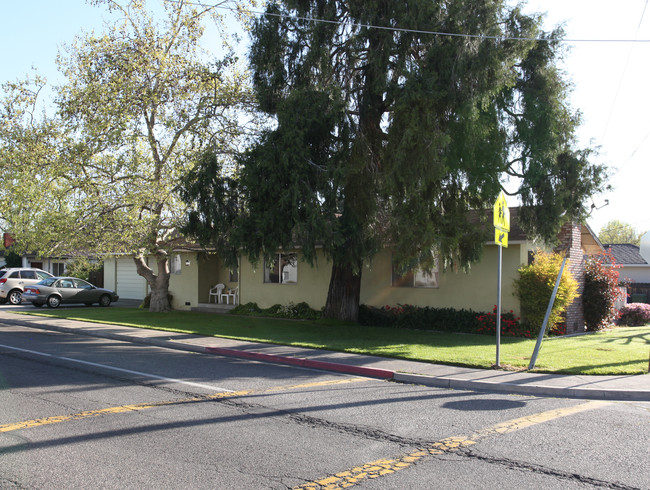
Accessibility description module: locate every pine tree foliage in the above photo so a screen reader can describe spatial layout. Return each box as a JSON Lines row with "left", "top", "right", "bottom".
{"left": 181, "top": 0, "right": 608, "bottom": 321}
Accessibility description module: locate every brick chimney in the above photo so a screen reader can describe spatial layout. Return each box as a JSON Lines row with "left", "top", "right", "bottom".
{"left": 555, "top": 222, "right": 585, "bottom": 334}
{"left": 3, "top": 233, "right": 15, "bottom": 249}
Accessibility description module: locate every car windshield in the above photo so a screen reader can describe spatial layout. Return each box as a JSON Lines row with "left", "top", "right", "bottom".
{"left": 38, "top": 278, "right": 58, "bottom": 287}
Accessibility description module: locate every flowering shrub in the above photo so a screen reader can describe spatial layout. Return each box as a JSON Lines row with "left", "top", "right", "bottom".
{"left": 617, "top": 303, "right": 650, "bottom": 326}
{"left": 513, "top": 250, "right": 578, "bottom": 336}
{"left": 583, "top": 252, "right": 622, "bottom": 331}
{"left": 475, "top": 306, "right": 531, "bottom": 338}
{"left": 549, "top": 322, "right": 567, "bottom": 336}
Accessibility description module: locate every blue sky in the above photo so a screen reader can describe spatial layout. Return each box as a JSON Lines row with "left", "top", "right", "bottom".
{"left": 2, "top": 0, "right": 649, "bottom": 236}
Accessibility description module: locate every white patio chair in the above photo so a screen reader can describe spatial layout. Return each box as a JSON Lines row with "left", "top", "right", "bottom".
{"left": 222, "top": 286, "right": 238, "bottom": 305}
{"left": 209, "top": 284, "right": 225, "bottom": 304}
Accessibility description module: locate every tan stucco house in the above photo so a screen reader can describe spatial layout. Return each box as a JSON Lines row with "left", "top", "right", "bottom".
{"left": 104, "top": 208, "right": 604, "bottom": 334}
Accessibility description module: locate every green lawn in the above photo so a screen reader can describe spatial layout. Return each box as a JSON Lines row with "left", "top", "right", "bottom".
{"left": 15, "top": 307, "right": 650, "bottom": 376}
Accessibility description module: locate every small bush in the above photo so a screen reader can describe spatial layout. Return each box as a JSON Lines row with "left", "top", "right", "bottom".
{"left": 583, "top": 252, "right": 622, "bottom": 331}
{"left": 513, "top": 250, "right": 578, "bottom": 336}
{"left": 358, "top": 304, "right": 398, "bottom": 327}
{"left": 231, "top": 301, "right": 321, "bottom": 320}
{"left": 618, "top": 303, "right": 650, "bottom": 326}
{"left": 65, "top": 257, "right": 103, "bottom": 281}
{"left": 549, "top": 322, "right": 567, "bottom": 336}
{"left": 5, "top": 251, "right": 22, "bottom": 268}
{"left": 231, "top": 302, "right": 263, "bottom": 315}
{"left": 475, "top": 306, "right": 530, "bottom": 337}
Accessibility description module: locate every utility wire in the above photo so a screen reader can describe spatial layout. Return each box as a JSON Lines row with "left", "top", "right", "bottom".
{"left": 609, "top": 130, "right": 650, "bottom": 179}
{"left": 164, "top": 0, "right": 650, "bottom": 43}
{"left": 600, "top": 0, "right": 649, "bottom": 143}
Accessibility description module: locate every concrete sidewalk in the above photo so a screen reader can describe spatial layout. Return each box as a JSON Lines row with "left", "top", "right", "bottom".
{"left": 1, "top": 309, "right": 648, "bottom": 401}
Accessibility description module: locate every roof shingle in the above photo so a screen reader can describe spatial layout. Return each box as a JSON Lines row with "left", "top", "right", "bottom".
{"left": 602, "top": 244, "right": 648, "bottom": 265}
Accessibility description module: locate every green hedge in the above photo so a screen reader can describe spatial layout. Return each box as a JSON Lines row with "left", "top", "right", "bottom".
{"left": 358, "top": 304, "right": 480, "bottom": 333}
{"left": 231, "top": 302, "right": 322, "bottom": 320}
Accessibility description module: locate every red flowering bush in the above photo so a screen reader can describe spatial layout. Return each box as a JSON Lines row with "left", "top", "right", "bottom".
{"left": 583, "top": 252, "right": 622, "bottom": 331}
{"left": 549, "top": 322, "right": 567, "bottom": 336}
{"left": 617, "top": 303, "right": 650, "bottom": 326}
{"left": 475, "top": 306, "right": 531, "bottom": 338}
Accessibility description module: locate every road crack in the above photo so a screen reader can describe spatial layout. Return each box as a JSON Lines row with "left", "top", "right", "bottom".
{"left": 460, "top": 448, "right": 642, "bottom": 490}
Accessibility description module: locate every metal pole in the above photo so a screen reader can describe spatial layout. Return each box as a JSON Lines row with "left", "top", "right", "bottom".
{"left": 496, "top": 244, "right": 502, "bottom": 367}
{"left": 528, "top": 255, "right": 568, "bottom": 371}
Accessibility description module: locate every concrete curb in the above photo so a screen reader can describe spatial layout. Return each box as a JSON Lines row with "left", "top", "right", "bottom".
{"left": 4, "top": 315, "right": 649, "bottom": 401}
{"left": 392, "top": 373, "right": 650, "bottom": 401}
{"left": 205, "top": 346, "right": 395, "bottom": 379}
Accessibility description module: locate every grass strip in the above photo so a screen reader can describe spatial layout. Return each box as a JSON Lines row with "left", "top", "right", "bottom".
{"left": 15, "top": 308, "right": 650, "bottom": 375}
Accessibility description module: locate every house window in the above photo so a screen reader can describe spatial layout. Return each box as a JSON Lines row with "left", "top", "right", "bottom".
{"left": 264, "top": 253, "right": 297, "bottom": 284}
{"left": 170, "top": 254, "right": 182, "bottom": 274}
{"left": 53, "top": 262, "right": 65, "bottom": 276}
{"left": 392, "top": 257, "right": 439, "bottom": 288}
{"left": 229, "top": 267, "right": 239, "bottom": 283}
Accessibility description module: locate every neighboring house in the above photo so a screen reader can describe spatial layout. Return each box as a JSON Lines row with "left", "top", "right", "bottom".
{"left": 18, "top": 254, "right": 70, "bottom": 277}
{"left": 1, "top": 233, "right": 102, "bottom": 284}
{"left": 602, "top": 231, "right": 650, "bottom": 303}
{"left": 106, "top": 209, "right": 604, "bottom": 335}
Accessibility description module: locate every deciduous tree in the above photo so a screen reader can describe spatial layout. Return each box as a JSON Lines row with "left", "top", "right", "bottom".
{"left": 0, "top": 0, "right": 254, "bottom": 311}
{"left": 599, "top": 220, "right": 642, "bottom": 246}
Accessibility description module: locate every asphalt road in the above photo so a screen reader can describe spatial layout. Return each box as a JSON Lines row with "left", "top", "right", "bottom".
{"left": 1, "top": 323, "right": 648, "bottom": 489}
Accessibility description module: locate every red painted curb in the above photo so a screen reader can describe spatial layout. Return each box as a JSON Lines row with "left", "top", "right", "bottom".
{"left": 205, "top": 347, "right": 394, "bottom": 380}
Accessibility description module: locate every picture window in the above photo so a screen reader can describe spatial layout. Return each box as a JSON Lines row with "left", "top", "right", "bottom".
{"left": 392, "top": 256, "right": 439, "bottom": 288}
{"left": 264, "top": 253, "right": 298, "bottom": 284}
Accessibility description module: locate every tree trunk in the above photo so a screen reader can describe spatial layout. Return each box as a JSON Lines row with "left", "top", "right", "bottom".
{"left": 323, "top": 260, "right": 363, "bottom": 322}
{"left": 133, "top": 253, "right": 171, "bottom": 312}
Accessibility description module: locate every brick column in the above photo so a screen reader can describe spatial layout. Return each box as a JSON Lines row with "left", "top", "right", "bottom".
{"left": 555, "top": 223, "right": 585, "bottom": 334}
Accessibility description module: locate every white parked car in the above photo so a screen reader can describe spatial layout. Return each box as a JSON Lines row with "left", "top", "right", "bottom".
{"left": 0, "top": 268, "right": 54, "bottom": 305}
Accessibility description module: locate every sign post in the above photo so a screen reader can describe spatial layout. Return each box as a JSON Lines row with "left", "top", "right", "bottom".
{"left": 493, "top": 192, "right": 510, "bottom": 367}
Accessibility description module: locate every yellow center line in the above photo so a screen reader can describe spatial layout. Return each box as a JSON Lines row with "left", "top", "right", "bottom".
{"left": 295, "top": 400, "right": 610, "bottom": 489}
{"left": 0, "top": 377, "right": 369, "bottom": 433}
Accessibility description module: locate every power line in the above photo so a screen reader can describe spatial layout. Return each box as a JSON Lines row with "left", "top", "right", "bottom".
{"left": 608, "top": 130, "right": 650, "bottom": 179}
{"left": 164, "top": 0, "right": 650, "bottom": 44}
{"left": 600, "top": 0, "right": 649, "bottom": 142}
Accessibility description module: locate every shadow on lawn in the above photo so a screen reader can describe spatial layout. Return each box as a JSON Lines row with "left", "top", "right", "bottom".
{"left": 600, "top": 329, "right": 650, "bottom": 345}
{"left": 550, "top": 357, "right": 649, "bottom": 375}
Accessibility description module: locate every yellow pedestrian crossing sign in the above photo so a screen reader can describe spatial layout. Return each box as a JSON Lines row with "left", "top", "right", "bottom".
{"left": 493, "top": 192, "right": 510, "bottom": 232}
{"left": 495, "top": 229, "right": 508, "bottom": 248}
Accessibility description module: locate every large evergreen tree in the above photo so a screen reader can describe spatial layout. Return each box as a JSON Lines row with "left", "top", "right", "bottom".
{"left": 181, "top": 0, "right": 607, "bottom": 321}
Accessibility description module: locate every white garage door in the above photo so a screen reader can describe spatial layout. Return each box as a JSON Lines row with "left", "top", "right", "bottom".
{"left": 116, "top": 259, "right": 147, "bottom": 300}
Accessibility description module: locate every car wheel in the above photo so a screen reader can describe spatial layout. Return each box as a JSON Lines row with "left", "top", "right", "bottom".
{"left": 99, "top": 294, "right": 111, "bottom": 307}
{"left": 8, "top": 290, "right": 22, "bottom": 305}
{"left": 47, "top": 295, "right": 61, "bottom": 308}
